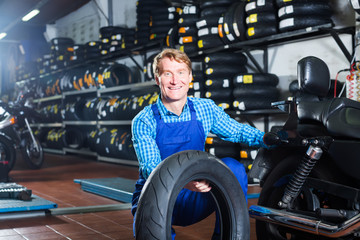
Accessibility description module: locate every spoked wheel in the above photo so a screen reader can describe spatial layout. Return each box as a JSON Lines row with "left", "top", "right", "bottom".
{"left": 256, "top": 155, "right": 345, "bottom": 240}
{"left": 0, "top": 136, "right": 16, "bottom": 171}
{"left": 135, "top": 150, "right": 249, "bottom": 240}
{"left": 21, "top": 134, "right": 44, "bottom": 169}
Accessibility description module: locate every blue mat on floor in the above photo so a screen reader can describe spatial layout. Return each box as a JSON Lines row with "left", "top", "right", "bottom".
{"left": 0, "top": 194, "right": 57, "bottom": 213}
{"left": 74, "top": 177, "right": 259, "bottom": 202}
{"left": 74, "top": 177, "right": 136, "bottom": 203}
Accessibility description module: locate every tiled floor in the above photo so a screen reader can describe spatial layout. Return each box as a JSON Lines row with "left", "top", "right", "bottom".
{"left": 0, "top": 152, "right": 260, "bottom": 239}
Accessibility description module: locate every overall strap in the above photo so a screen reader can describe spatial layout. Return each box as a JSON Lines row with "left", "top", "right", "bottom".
{"left": 151, "top": 103, "right": 161, "bottom": 123}
{"left": 187, "top": 99, "right": 197, "bottom": 121}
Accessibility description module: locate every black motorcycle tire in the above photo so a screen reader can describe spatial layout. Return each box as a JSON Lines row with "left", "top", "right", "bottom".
{"left": 0, "top": 135, "right": 16, "bottom": 171}
{"left": 256, "top": 155, "right": 338, "bottom": 240}
{"left": 21, "top": 134, "right": 44, "bottom": 169}
{"left": 135, "top": 150, "right": 249, "bottom": 240}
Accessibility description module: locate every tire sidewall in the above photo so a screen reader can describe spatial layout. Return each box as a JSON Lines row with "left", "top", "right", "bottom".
{"left": 135, "top": 150, "right": 249, "bottom": 239}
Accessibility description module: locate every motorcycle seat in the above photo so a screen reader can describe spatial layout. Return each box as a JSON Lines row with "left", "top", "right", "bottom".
{"left": 322, "top": 98, "right": 360, "bottom": 139}
{"left": 298, "top": 98, "right": 360, "bottom": 139}
{"left": 296, "top": 56, "right": 360, "bottom": 139}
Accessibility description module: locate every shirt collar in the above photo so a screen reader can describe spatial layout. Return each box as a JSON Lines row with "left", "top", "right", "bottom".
{"left": 156, "top": 97, "right": 190, "bottom": 117}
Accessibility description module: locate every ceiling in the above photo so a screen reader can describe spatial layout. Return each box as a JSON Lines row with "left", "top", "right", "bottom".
{"left": 0, "top": 0, "right": 91, "bottom": 42}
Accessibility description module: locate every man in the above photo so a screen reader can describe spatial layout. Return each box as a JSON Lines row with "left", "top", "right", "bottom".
{"left": 131, "top": 48, "right": 268, "bottom": 239}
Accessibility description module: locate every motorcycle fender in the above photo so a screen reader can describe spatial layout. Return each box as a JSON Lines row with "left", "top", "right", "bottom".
{"left": 248, "top": 148, "right": 274, "bottom": 183}
{"left": 249, "top": 147, "right": 304, "bottom": 185}
{"left": 0, "top": 131, "right": 14, "bottom": 145}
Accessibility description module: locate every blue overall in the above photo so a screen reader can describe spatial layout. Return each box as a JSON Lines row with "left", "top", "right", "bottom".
{"left": 132, "top": 99, "right": 248, "bottom": 239}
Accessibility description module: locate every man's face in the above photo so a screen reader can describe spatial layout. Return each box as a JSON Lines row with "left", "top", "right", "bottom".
{"left": 156, "top": 57, "right": 192, "bottom": 104}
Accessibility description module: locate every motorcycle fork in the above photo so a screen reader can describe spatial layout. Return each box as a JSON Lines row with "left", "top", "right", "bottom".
{"left": 24, "top": 118, "right": 39, "bottom": 151}
{"left": 278, "top": 144, "right": 323, "bottom": 209}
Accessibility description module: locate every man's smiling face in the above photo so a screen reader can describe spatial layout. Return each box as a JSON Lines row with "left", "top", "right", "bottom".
{"left": 156, "top": 57, "right": 192, "bottom": 105}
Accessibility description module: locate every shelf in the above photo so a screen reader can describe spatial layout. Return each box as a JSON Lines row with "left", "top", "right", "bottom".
{"left": 16, "top": 40, "right": 163, "bottom": 84}
{"left": 97, "top": 156, "right": 139, "bottom": 166}
{"left": 191, "top": 23, "right": 347, "bottom": 56}
{"left": 63, "top": 121, "right": 97, "bottom": 125}
{"left": 98, "top": 120, "right": 132, "bottom": 125}
{"left": 228, "top": 109, "right": 287, "bottom": 116}
{"left": 64, "top": 148, "right": 97, "bottom": 156}
{"left": 43, "top": 148, "right": 65, "bottom": 155}
{"left": 63, "top": 88, "right": 97, "bottom": 97}
{"left": 98, "top": 81, "right": 157, "bottom": 94}
{"left": 31, "top": 123, "right": 63, "bottom": 128}
{"left": 33, "top": 95, "right": 62, "bottom": 103}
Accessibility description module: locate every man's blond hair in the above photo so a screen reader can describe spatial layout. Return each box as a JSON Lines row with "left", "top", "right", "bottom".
{"left": 152, "top": 48, "right": 192, "bottom": 77}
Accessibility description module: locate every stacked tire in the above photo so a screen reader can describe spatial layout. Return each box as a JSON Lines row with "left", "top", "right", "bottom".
{"left": 232, "top": 72, "right": 280, "bottom": 111}
{"left": 150, "top": 6, "right": 179, "bottom": 42}
{"left": 135, "top": 0, "right": 170, "bottom": 46}
{"left": 177, "top": 5, "right": 200, "bottom": 54}
{"left": 100, "top": 26, "right": 136, "bottom": 54}
{"left": 205, "top": 136, "right": 258, "bottom": 164}
{"left": 45, "top": 127, "right": 86, "bottom": 150}
{"left": 203, "top": 52, "right": 248, "bottom": 109}
{"left": 36, "top": 54, "right": 52, "bottom": 75}
{"left": 143, "top": 53, "right": 157, "bottom": 81}
{"left": 245, "top": 0, "right": 278, "bottom": 39}
{"left": 68, "top": 44, "right": 85, "bottom": 65}
{"left": 84, "top": 41, "right": 102, "bottom": 60}
{"left": 45, "top": 128, "right": 66, "bottom": 150}
{"left": 98, "top": 63, "right": 141, "bottom": 88}
{"left": 38, "top": 103, "right": 62, "bottom": 123}
{"left": 69, "top": 91, "right": 159, "bottom": 122}
{"left": 50, "top": 37, "right": 74, "bottom": 70}
{"left": 188, "top": 70, "right": 205, "bottom": 99}
{"left": 196, "top": 0, "right": 233, "bottom": 50}
{"left": 205, "top": 136, "right": 259, "bottom": 180}
{"left": 218, "top": 1, "right": 247, "bottom": 44}
{"left": 91, "top": 127, "right": 137, "bottom": 161}
{"left": 277, "top": 0, "right": 333, "bottom": 33}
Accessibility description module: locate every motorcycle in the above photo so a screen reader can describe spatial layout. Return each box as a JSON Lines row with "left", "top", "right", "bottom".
{"left": 248, "top": 56, "right": 360, "bottom": 239}
{"left": 0, "top": 90, "right": 44, "bottom": 182}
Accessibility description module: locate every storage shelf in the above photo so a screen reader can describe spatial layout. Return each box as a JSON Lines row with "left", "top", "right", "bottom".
{"left": 98, "top": 81, "right": 156, "bottom": 94}
{"left": 43, "top": 148, "right": 65, "bottom": 155}
{"left": 31, "top": 123, "right": 63, "bottom": 128}
{"left": 64, "top": 148, "right": 97, "bottom": 156}
{"left": 191, "top": 23, "right": 346, "bottom": 56}
{"left": 33, "top": 95, "right": 62, "bottom": 103}
{"left": 63, "top": 88, "right": 98, "bottom": 97}
{"left": 97, "top": 120, "right": 132, "bottom": 125}
{"left": 23, "top": 24, "right": 354, "bottom": 166}
{"left": 16, "top": 40, "right": 163, "bottom": 84}
{"left": 63, "top": 121, "right": 97, "bottom": 125}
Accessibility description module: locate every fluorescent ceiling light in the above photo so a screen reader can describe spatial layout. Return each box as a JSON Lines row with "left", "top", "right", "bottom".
{"left": 22, "top": 9, "right": 40, "bottom": 22}
{"left": 0, "top": 32, "right": 7, "bottom": 40}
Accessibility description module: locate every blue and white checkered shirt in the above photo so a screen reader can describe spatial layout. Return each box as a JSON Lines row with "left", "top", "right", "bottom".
{"left": 131, "top": 97, "right": 266, "bottom": 179}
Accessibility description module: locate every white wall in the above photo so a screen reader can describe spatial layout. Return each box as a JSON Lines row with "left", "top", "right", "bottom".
{"left": 47, "top": 0, "right": 137, "bottom": 44}
{"left": 269, "top": 34, "right": 352, "bottom": 98}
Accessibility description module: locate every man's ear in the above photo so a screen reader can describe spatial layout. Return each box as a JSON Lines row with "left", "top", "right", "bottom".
{"left": 155, "top": 76, "right": 160, "bottom": 86}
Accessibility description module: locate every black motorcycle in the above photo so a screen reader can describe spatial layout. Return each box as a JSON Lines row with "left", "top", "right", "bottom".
{"left": 249, "top": 56, "right": 360, "bottom": 239}
{"left": 0, "top": 91, "right": 44, "bottom": 181}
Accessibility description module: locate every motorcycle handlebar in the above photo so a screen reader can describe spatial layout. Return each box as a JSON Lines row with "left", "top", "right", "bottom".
{"left": 263, "top": 131, "right": 290, "bottom": 146}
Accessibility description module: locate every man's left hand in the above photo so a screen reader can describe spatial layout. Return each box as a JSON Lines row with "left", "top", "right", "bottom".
{"left": 184, "top": 180, "right": 212, "bottom": 192}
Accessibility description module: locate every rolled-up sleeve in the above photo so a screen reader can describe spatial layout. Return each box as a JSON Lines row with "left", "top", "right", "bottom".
{"left": 209, "top": 101, "right": 267, "bottom": 148}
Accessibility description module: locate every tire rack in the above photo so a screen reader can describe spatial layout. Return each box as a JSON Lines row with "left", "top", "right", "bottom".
{"left": 24, "top": 24, "right": 354, "bottom": 166}
{"left": 31, "top": 81, "right": 157, "bottom": 166}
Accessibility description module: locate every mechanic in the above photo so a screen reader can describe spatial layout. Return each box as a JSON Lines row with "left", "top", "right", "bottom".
{"left": 131, "top": 48, "right": 269, "bottom": 239}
